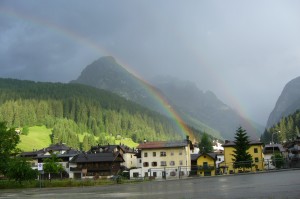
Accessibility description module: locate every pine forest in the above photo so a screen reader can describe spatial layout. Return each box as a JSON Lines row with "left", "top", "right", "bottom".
{"left": 0, "top": 78, "right": 202, "bottom": 150}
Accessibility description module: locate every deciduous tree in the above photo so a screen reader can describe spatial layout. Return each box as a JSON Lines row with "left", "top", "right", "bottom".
{"left": 0, "top": 122, "right": 19, "bottom": 175}
{"left": 43, "top": 154, "right": 64, "bottom": 180}
{"left": 271, "top": 152, "right": 285, "bottom": 169}
{"left": 6, "top": 157, "right": 38, "bottom": 183}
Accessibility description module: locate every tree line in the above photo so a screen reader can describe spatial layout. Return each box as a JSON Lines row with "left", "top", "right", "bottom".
{"left": 261, "top": 110, "right": 300, "bottom": 144}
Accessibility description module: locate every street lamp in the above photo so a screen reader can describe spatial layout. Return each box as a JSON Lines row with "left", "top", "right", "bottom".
{"left": 272, "top": 131, "right": 280, "bottom": 168}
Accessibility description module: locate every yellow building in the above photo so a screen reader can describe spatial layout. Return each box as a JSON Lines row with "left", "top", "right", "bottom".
{"left": 222, "top": 140, "right": 264, "bottom": 174}
{"left": 196, "top": 153, "right": 216, "bottom": 176}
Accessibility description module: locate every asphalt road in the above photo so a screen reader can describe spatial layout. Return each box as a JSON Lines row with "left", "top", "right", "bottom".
{"left": 1, "top": 170, "right": 300, "bottom": 199}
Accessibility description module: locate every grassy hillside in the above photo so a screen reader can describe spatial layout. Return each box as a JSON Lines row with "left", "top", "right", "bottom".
{"left": 18, "top": 126, "right": 139, "bottom": 152}
{"left": 18, "top": 126, "right": 52, "bottom": 152}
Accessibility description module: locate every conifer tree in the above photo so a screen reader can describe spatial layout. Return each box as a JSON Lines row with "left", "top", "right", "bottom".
{"left": 198, "top": 133, "right": 213, "bottom": 153}
{"left": 232, "top": 126, "right": 253, "bottom": 171}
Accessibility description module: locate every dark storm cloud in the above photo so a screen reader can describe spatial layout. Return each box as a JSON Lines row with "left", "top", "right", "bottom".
{"left": 1, "top": 0, "right": 300, "bottom": 125}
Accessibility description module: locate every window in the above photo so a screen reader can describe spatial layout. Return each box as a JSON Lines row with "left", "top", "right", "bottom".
{"left": 144, "top": 152, "right": 148, "bottom": 157}
{"left": 170, "top": 151, "right": 174, "bottom": 156}
{"left": 139, "top": 159, "right": 142, "bottom": 163}
{"left": 143, "top": 162, "right": 149, "bottom": 167}
{"left": 161, "top": 161, "right": 167, "bottom": 166}
{"left": 179, "top": 150, "right": 183, "bottom": 155}
{"left": 254, "top": 148, "right": 258, "bottom": 153}
{"left": 179, "top": 160, "right": 183, "bottom": 166}
{"left": 152, "top": 162, "right": 157, "bottom": 167}
{"left": 170, "top": 171, "right": 176, "bottom": 176}
{"left": 153, "top": 172, "right": 157, "bottom": 177}
{"left": 160, "top": 151, "right": 166, "bottom": 157}
{"left": 133, "top": 172, "right": 139, "bottom": 178}
{"left": 170, "top": 161, "right": 175, "bottom": 166}
{"left": 153, "top": 152, "right": 156, "bottom": 157}
{"left": 255, "top": 157, "right": 259, "bottom": 162}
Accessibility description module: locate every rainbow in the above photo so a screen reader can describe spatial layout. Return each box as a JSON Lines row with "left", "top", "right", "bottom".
{"left": 192, "top": 54, "right": 259, "bottom": 138}
{"left": 0, "top": 6, "right": 196, "bottom": 141}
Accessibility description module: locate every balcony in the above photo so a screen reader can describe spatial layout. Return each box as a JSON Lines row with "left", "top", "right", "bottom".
{"left": 197, "top": 165, "right": 215, "bottom": 171}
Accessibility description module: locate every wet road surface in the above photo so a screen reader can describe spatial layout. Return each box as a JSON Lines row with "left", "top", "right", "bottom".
{"left": 1, "top": 169, "right": 300, "bottom": 199}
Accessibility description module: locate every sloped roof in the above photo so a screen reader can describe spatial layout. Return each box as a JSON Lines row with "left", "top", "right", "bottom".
{"left": 191, "top": 153, "right": 217, "bottom": 161}
{"left": 137, "top": 140, "right": 190, "bottom": 149}
{"left": 204, "top": 152, "right": 217, "bottom": 160}
{"left": 222, "top": 140, "right": 263, "bottom": 147}
{"left": 191, "top": 154, "right": 200, "bottom": 161}
{"left": 89, "top": 145, "right": 125, "bottom": 154}
{"left": 264, "top": 144, "right": 285, "bottom": 153}
{"left": 120, "top": 145, "right": 136, "bottom": 153}
{"left": 47, "top": 143, "right": 70, "bottom": 151}
{"left": 20, "top": 151, "right": 42, "bottom": 157}
{"left": 20, "top": 143, "right": 79, "bottom": 158}
{"left": 71, "top": 152, "right": 124, "bottom": 163}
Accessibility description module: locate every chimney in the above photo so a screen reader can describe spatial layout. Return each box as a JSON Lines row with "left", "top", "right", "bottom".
{"left": 225, "top": 140, "right": 230, "bottom": 144}
{"left": 186, "top": 135, "right": 190, "bottom": 141}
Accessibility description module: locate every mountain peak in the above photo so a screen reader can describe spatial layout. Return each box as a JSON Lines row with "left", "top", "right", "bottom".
{"left": 95, "top": 56, "right": 116, "bottom": 64}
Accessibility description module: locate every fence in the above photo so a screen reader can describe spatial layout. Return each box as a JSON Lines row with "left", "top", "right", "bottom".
{"left": 131, "top": 157, "right": 300, "bottom": 181}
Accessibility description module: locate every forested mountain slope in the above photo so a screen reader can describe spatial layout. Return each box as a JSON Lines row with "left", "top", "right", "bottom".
{"left": 71, "top": 57, "right": 224, "bottom": 139}
{"left": 0, "top": 78, "right": 201, "bottom": 149}
{"left": 261, "top": 110, "right": 300, "bottom": 144}
{"left": 72, "top": 56, "right": 262, "bottom": 139}
{"left": 267, "top": 76, "right": 300, "bottom": 128}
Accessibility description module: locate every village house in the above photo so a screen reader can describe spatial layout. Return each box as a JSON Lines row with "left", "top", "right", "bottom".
{"left": 221, "top": 140, "right": 264, "bottom": 174}
{"left": 285, "top": 136, "right": 300, "bottom": 167}
{"left": 263, "top": 144, "right": 286, "bottom": 169}
{"left": 69, "top": 152, "right": 124, "bottom": 179}
{"left": 20, "top": 143, "right": 80, "bottom": 178}
{"left": 130, "top": 136, "right": 193, "bottom": 179}
{"left": 88, "top": 144, "right": 137, "bottom": 170}
{"left": 69, "top": 144, "right": 136, "bottom": 179}
{"left": 120, "top": 145, "right": 138, "bottom": 170}
{"left": 195, "top": 153, "right": 217, "bottom": 176}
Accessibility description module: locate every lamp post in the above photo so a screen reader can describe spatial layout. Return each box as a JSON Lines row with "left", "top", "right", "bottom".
{"left": 272, "top": 131, "right": 280, "bottom": 168}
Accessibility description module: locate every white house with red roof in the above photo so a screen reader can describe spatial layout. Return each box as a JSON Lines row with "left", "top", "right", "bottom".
{"left": 130, "top": 136, "right": 193, "bottom": 179}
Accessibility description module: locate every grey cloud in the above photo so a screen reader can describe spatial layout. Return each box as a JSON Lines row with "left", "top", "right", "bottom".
{"left": 1, "top": 0, "right": 300, "bottom": 125}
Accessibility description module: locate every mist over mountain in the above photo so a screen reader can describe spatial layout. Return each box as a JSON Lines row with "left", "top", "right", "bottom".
{"left": 266, "top": 76, "right": 300, "bottom": 129}
{"left": 152, "top": 76, "right": 263, "bottom": 139}
{"left": 72, "top": 56, "right": 263, "bottom": 139}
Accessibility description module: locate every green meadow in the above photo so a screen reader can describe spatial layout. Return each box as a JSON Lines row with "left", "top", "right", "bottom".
{"left": 18, "top": 126, "right": 138, "bottom": 152}
{"left": 18, "top": 126, "right": 52, "bottom": 152}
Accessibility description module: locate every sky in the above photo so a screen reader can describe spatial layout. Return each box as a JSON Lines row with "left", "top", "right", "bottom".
{"left": 1, "top": 0, "right": 300, "bottom": 126}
